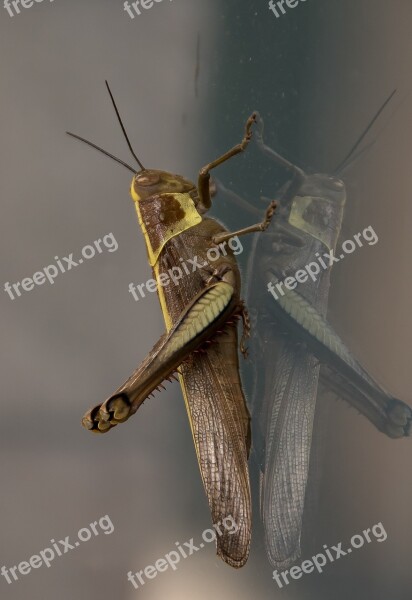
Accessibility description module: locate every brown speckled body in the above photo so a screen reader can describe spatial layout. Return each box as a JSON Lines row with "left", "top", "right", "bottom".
{"left": 153, "top": 217, "right": 251, "bottom": 568}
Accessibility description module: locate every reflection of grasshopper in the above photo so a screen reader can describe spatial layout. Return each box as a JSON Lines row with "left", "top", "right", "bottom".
{"left": 217, "top": 99, "right": 411, "bottom": 569}
{"left": 67, "top": 83, "right": 276, "bottom": 568}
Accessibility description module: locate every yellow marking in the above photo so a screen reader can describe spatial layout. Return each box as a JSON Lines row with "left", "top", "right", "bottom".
{"left": 132, "top": 191, "right": 202, "bottom": 266}
{"left": 153, "top": 259, "right": 200, "bottom": 465}
{"left": 130, "top": 185, "right": 140, "bottom": 202}
{"left": 131, "top": 186, "right": 212, "bottom": 486}
{"left": 130, "top": 181, "right": 140, "bottom": 202}
{"left": 163, "top": 283, "right": 233, "bottom": 359}
{"left": 289, "top": 196, "right": 334, "bottom": 253}
{"left": 153, "top": 261, "right": 173, "bottom": 330}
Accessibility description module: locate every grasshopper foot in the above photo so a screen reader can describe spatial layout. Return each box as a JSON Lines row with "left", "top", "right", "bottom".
{"left": 82, "top": 394, "right": 132, "bottom": 433}
{"left": 385, "top": 399, "right": 412, "bottom": 438}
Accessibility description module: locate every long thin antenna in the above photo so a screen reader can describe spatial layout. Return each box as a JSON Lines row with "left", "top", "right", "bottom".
{"left": 336, "top": 139, "right": 376, "bottom": 176}
{"left": 66, "top": 131, "right": 137, "bottom": 174}
{"left": 105, "top": 80, "right": 145, "bottom": 171}
{"left": 334, "top": 89, "right": 397, "bottom": 174}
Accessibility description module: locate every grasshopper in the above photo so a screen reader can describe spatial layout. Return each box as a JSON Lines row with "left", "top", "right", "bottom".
{"left": 249, "top": 104, "right": 411, "bottom": 569}
{"left": 215, "top": 95, "right": 412, "bottom": 569}
{"left": 67, "top": 82, "right": 276, "bottom": 568}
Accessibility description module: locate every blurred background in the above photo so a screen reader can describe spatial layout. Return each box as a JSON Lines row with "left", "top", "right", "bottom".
{"left": 0, "top": 0, "right": 411, "bottom": 598}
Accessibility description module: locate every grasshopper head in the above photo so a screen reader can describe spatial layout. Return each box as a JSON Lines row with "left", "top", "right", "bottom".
{"left": 300, "top": 173, "right": 345, "bottom": 199}
{"left": 131, "top": 170, "right": 196, "bottom": 202}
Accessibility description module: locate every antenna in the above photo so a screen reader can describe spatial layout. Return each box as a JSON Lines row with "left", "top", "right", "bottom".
{"left": 105, "top": 80, "right": 145, "bottom": 171}
{"left": 66, "top": 131, "right": 137, "bottom": 174}
{"left": 334, "top": 89, "right": 397, "bottom": 175}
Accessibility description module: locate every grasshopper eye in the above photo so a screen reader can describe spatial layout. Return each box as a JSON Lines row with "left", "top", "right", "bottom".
{"left": 332, "top": 178, "right": 344, "bottom": 188}
{"left": 325, "top": 176, "right": 344, "bottom": 191}
{"left": 135, "top": 172, "right": 160, "bottom": 186}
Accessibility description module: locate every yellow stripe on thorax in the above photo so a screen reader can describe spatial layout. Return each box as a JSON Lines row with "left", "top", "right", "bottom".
{"left": 131, "top": 188, "right": 202, "bottom": 463}
{"left": 132, "top": 189, "right": 202, "bottom": 267}
{"left": 289, "top": 196, "right": 335, "bottom": 253}
{"left": 151, "top": 262, "right": 200, "bottom": 472}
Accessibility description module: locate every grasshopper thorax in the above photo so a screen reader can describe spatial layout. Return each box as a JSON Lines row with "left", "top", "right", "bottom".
{"left": 130, "top": 169, "right": 202, "bottom": 267}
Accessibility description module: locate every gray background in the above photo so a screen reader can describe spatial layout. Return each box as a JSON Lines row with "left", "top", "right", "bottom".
{"left": 0, "top": 0, "right": 411, "bottom": 599}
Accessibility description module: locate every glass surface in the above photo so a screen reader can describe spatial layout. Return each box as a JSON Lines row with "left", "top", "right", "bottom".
{"left": 0, "top": 1, "right": 411, "bottom": 598}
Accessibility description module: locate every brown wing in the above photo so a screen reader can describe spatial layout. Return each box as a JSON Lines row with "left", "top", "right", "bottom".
{"left": 157, "top": 220, "right": 251, "bottom": 566}
{"left": 179, "top": 324, "right": 251, "bottom": 567}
